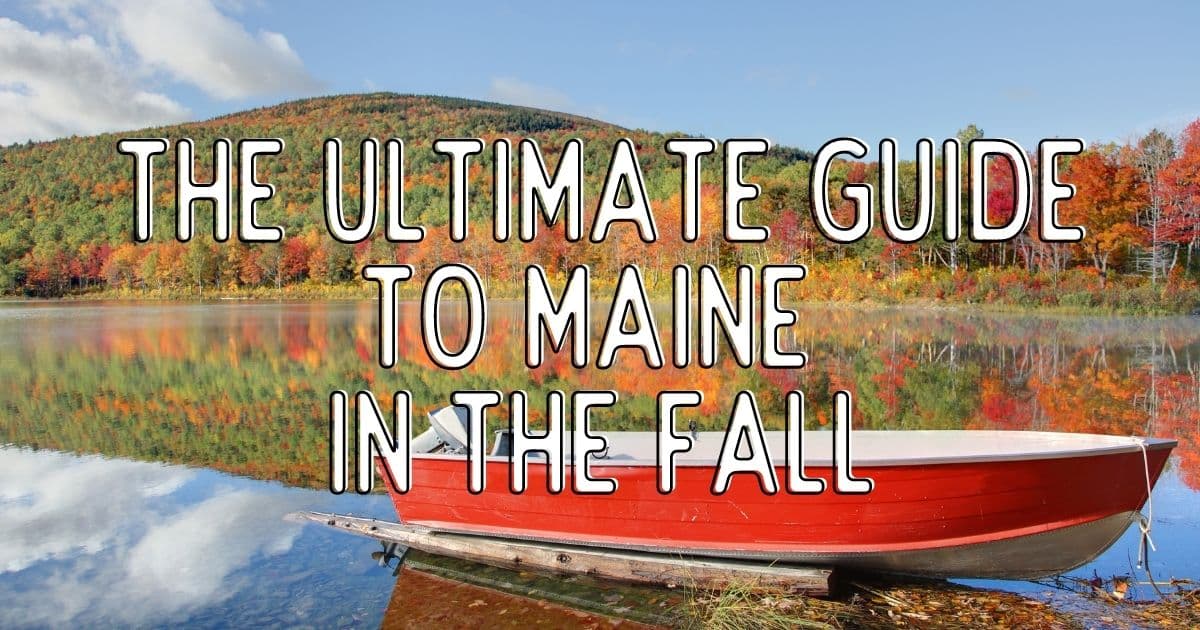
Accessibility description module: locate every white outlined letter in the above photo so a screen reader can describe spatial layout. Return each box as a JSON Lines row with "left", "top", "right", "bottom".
{"left": 324, "top": 138, "right": 380, "bottom": 243}
{"left": 811, "top": 138, "right": 872, "bottom": 243}
{"left": 117, "top": 138, "right": 168, "bottom": 242}
{"left": 452, "top": 391, "right": 502, "bottom": 493}
{"left": 421, "top": 264, "right": 487, "bottom": 370}
{"left": 176, "top": 138, "right": 231, "bottom": 242}
{"left": 592, "top": 138, "right": 657, "bottom": 243}
{"left": 238, "top": 138, "right": 285, "bottom": 242}
{"left": 698, "top": 265, "right": 754, "bottom": 368}
{"left": 671, "top": 265, "right": 692, "bottom": 367}
{"left": 785, "top": 391, "right": 825, "bottom": 493}
{"left": 724, "top": 139, "right": 770, "bottom": 241}
{"left": 761, "top": 265, "right": 807, "bottom": 368}
{"left": 525, "top": 265, "right": 590, "bottom": 368}
{"left": 509, "top": 390, "right": 565, "bottom": 493}
{"left": 493, "top": 139, "right": 512, "bottom": 241}
{"left": 657, "top": 391, "right": 700, "bottom": 493}
{"left": 1038, "top": 139, "right": 1087, "bottom": 242}
{"left": 520, "top": 139, "right": 583, "bottom": 241}
{"left": 384, "top": 139, "right": 424, "bottom": 242}
{"left": 572, "top": 391, "right": 618, "bottom": 493}
{"left": 942, "top": 139, "right": 961, "bottom": 242}
{"left": 712, "top": 391, "right": 778, "bottom": 494}
{"left": 832, "top": 391, "right": 873, "bottom": 493}
{"left": 597, "top": 265, "right": 663, "bottom": 369}
{"left": 665, "top": 138, "right": 716, "bottom": 242}
{"left": 434, "top": 138, "right": 485, "bottom": 242}
{"left": 969, "top": 139, "right": 1032, "bottom": 242}
{"left": 880, "top": 138, "right": 934, "bottom": 243}
{"left": 362, "top": 265, "right": 414, "bottom": 368}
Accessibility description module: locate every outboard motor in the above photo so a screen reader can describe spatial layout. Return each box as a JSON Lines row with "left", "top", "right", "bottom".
{"left": 411, "top": 406, "right": 472, "bottom": 454}
{"left": 491, "top": 429, "right": 512, "bottom": 457}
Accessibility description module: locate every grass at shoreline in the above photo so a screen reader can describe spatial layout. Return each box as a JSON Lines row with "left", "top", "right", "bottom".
{"left": 680, "top": 577, "right": 1081, "bottom": 629}
{"left": 681, "top": 576, "right": 1200, "bottom": 629}
{"left": 14, "top": 281, "right": 1199, "bottom": 317}
{"left": 10, "top": 258, "right": 1200, "bottom": 316}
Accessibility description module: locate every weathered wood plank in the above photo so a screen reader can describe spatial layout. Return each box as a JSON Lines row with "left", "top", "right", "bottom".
{"left": 294, "top": 511, "right": 832, "bottom": 595}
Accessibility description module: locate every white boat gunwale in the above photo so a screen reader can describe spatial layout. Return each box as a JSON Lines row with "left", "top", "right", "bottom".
{"left": 407, "top": 430, "right": 1177, "bottom": 468}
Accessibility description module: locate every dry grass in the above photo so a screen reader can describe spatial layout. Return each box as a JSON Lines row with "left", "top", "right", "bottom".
{"left": 679, "top": 576, "right": 1083, "bottom": 629}
{"left": 681, "top": 580, "right": 843, "bottom": 629}
{"left": 1132, "top": 586, "right": 1200, "bottom": 627}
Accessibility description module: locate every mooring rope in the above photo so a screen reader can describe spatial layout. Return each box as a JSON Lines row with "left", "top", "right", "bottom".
{"left": 1134, "top": 437, "right": 1157, "bottom": 570}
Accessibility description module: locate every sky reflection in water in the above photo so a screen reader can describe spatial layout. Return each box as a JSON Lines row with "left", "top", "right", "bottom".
{"left": 0, "top": 447, "right": 395, "bottom": 628}
{"left": 1, "top": 301, "right": 1198, "bottom": 626}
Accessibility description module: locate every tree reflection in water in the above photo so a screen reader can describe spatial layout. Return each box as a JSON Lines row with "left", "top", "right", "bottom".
{"left": 1, "top": 302, "right": 1195, "bottom": 488}
{"left": 0, "top": 302, "right": 1198, "bottom": 626}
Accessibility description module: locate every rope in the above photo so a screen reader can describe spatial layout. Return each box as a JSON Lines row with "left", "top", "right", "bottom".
{"left": 1134, "top": 437, "right": 1157, "bottom": 570}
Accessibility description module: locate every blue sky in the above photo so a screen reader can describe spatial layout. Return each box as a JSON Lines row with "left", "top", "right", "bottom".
{"left": 3, "top": 1, "right": 1199, "bottom": 150}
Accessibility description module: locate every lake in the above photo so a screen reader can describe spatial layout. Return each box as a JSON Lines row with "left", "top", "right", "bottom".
{"left": 1, "top": 301, "right": 1197, "bottom": 627}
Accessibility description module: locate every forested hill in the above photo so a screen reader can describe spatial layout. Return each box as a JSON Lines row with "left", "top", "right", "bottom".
{"left": 0, "top": 92, "right": 810, "bottom": 295}
{"left": 1, "top": 93, "right": 1197, "bottom": 313}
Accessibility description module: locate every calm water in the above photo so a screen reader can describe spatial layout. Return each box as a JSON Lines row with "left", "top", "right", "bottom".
{"left": 1, "top": 301, "right": 1198, "bottom": 627}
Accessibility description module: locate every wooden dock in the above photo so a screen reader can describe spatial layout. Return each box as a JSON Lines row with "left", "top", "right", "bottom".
{"left": 294, "top": 511, "right": 832, "bottom": 595}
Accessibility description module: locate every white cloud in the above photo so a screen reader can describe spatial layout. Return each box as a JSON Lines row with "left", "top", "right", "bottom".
{"left": 109, "top": 0, "right": 320, "bottom": 100}
{"left": 0, "top": 448, "right": 308, "bottom": 627}
{"left": 116, "top": 490, "right": 305, "bottom": 616}
{"left": 0, "top": 446, "right": 193, "bottom": 573}
{"left": 0, "top": 0, "right": 319, "bottom": 144}
{"left": 488, "top": 77, "right": 578, "bottom": 113}
{"left": 0, "top": 17, "right": 188, "bottom": 144}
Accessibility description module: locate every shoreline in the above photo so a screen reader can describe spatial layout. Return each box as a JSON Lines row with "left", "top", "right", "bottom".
{"left": 7, "top": 287, "right": 1197, "bottom": 318}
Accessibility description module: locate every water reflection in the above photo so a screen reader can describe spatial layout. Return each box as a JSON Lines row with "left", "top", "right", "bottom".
{"left": 383, "top": 557, "right": 665, "bottom": 628}
{"left": 0, "top": 447, "right": 395, "bottom": 628}
{"left": 0, "top": 447, "right": 678, "bottom": 627}
{"left": 1, "top": 301, "right": 1198, "bottom": 625}
{"left": 384, "top": 569, "right": 612, "bottom": 628}
{"left": 1, "top": 301, "right": 1196, "bottom": 488}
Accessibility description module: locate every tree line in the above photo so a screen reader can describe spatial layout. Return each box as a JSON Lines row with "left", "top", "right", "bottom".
{"left": 1, "top": 94, "right": 1198, "bottom": 311}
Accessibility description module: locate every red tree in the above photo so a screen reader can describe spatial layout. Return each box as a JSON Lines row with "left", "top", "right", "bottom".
{"left": 280, "top": 237, "right": 312, "bottom": 282}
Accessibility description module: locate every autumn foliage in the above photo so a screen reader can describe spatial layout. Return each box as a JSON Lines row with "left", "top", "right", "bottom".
{"left": 0, "top": 94, "right": 1198, "bottom": 313}
{"left": 2, "top": 302, "right": 1196, "bottom": 490}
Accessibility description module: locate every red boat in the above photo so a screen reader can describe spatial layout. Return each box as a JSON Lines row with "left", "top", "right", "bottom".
{"left": 379, "top": 409, "right": 1175, "bottom": 579}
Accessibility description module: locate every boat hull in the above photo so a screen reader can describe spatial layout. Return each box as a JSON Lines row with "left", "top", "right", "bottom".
{"left": 380, "top": 438, "right": 1172, "bottom": 579}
